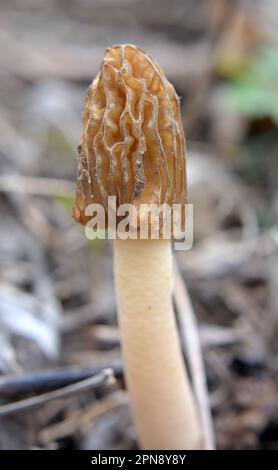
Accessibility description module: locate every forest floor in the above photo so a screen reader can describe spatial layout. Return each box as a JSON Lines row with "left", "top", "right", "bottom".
{"left": 0, "top": 0, "right": 277, "bottom": 450}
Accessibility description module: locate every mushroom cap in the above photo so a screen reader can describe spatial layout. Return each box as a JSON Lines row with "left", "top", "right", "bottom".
{"left": 73, "top": 44, "right": 187, "bottom": 234}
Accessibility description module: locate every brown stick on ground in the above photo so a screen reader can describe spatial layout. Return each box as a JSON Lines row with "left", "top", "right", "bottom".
{"left": 0, "top": 369, "right": 114, "bottom": 417}
{"left": 174, "top": 264, "right": 215, "bottom": 450}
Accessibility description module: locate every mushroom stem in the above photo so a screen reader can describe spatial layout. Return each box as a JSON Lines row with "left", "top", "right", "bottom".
{"left": 113, "top": 238, "right": 202, "bottom": 450}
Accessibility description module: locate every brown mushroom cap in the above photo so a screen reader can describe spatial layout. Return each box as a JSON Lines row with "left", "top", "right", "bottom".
{"left": 73, "top": 44, "right": 187, "bottom": 234}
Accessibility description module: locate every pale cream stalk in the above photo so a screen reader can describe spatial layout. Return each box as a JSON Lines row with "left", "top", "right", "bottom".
{"left": 114, "top": 238, "right": 202, "bottom": 450}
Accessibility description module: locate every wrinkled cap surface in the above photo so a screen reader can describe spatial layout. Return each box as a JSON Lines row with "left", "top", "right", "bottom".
{"left": 73, "top": 44, "right": 187, "bottom": 234}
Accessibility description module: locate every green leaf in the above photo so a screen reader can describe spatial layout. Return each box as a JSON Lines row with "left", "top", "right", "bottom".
{"left": 227, "top": 46, "right": 278, "bottom": 124}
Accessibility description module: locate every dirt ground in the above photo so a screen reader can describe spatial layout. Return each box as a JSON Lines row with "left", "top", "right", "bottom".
{"left": 0, "top": 0, "right": 277, "bottom": 450}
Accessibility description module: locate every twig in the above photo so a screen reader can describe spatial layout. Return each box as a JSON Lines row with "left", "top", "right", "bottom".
{"left": 0, "top": 369, "right": 115, "bottom": 417}
{"left": 174, "top": 263, "right": 215, "bottom": 450}
{"left": 0, "top": 361, "right": 123, "bottom": 395}
{"left": 39, "top": 390, "right": 128, "bottom": 444}
{"left": 0, "top": 175, "right": 75, "bottom": 198}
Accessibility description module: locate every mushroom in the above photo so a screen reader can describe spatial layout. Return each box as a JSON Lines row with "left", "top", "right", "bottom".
{"left": 73, "top": 44, "right": 203, "bottom": 450}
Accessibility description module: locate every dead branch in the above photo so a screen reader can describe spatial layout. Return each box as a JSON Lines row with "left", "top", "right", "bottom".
{"left": 0, "top": 361, "right": 123, "bottom": 395}
{"left": 174, "top": 263, "right": 215, "bottom": 450}
{"left": 0, "top": 369, "right": 115, "bottom": 417}
{"left": 0, "top": 175, "right": 75, "bottom": 198}
{"left": 39, "top": 390, "right": 128, "bottom": 444}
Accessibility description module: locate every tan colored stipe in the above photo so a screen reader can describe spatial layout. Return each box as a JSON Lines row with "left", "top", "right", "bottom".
{"left": 113, "top": 238, "right": 202, "bottom": 450}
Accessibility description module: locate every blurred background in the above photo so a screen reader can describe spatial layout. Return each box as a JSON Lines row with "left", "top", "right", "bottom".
{"left": 0, "top": 0, "right": 277, "bottom": 450}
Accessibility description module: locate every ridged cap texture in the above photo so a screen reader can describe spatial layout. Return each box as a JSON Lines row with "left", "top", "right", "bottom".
{"left": 73, "top": 44, "right": 187, "bottom": 234}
